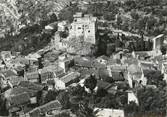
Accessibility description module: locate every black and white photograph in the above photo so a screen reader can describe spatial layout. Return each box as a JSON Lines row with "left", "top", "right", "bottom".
{"left": 0, "top": 0, "right": 167, "bottom": 117}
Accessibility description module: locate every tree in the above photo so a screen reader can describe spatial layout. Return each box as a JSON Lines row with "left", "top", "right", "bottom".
{"left": 0, "top": 96, "right": 8, "bottom": 116}
{"left": 44, "top": 90, "right": 58, "bottom": 103}
{"left": 116, "top": 14, "right": 122, "bottom": 29}
{"left": 137, "top": 87, "right": 166, "bottom": 115}
{"left": 76, "top": 101, "right": 94, "bottom": 117}
{"left": 57, "top": 91, "right": 70, "bottom": 109}
{"left": 161, "top": 45, "right": 167, "bottom": 55}
{"left": 0, "top": 0, "right": 62, "bottom": 36}
{"left": 95, "top": 88, "right": 108, "bottom": 97}
{"left": 125, "top": 102, "right": 139, "bottom": 116}
{"left": 84, "top": 74, "right": 97, "bottom": 92}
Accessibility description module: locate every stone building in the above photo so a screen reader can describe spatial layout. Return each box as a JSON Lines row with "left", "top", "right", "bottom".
{"left": 69, "top": 12, "right": 97, "bottom": 44}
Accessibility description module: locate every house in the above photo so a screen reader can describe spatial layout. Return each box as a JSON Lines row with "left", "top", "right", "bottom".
{"left": 115, "top": 81, "right": 129, "bottom": 91}
{"left": 74, "top": 57, "right": 93, "bottom": 68}
{"left": 39, "top": 65, "right": 64, "bottom": 83}
{"left": 93, "top": 57, "right": 107, "bottom": 69}
{"left": 98, "top": 67, "right": 112, "bottom": 82}
{"left": 162, "top": 62, "right": 167, "bottom": 82}
{"left": 97, "top": 80, "right": 112, "bottom": 90}
{"left": 1, "top": 69, "right": 18, "bottom": 79}
{"left": 111, "top": 71, "right": 125, "bottom": 81}
{"left": 0, "top": 70, "right": 24, "bottom": 87}
{"left": 135, "top": 51, "right": 151, "bottom": 60}
{"left": 58, "top": 54, "right": 74, "bottom": 72}
{"left": 152, "top": 34, "right": 164, "bottom": 51}
{"left": 28, "top": 100, "right": 62, "bottom": 117}
{"left": 0, "top": 51, "right": 12, "bottom": 61}
{"left": 39, "top": 68, "right": 54, "bottom": 83}
{"left": 96, "top": 55, "right": 109, "bottom": 65}
{"left": 4, "top": 87, "right": 31, "bottom": 116}
{"left": 46, "top": 109, "right": 76, "bottom": 117}
{"left": 107, "top": 85, "right": 118, "bottom": 95}
{"left": 79, "top": 68, "right": 99, "bottom": 79}
{"left": 69, "top": 12, "right": 97, "bottom": 44}
{"left": 60, "top": 72, "right": 80, "bottom": 87}
{"left": 6, "top": 76, "right": 26, "bottom": 87}
{"left": 127, "top": 91, "right": 139, "bottom": 105}
{"left": 58, "top": 21, "right": 68, "bottom": 31}
{"left": 14, "top": 66, "right": 25, "bottom": 76}
{"left": 107, "top": 58, "right": 122, "bottom": 66}
{"left": 98, "top": 67, "right": 125, "bottom": 82}
{"left": 25, "top": 53, "right": 41, "bottom": 62}
{"left": 127, "top": 64, "right": 141, "bottom": 75}
{"left": 140, "top": 62, "right": 157, "bottom": 71}
{"left": 18, "top": 81, "right": 44, "bottom": 104}
{"left": 25, "top": 71, "right": 39, "bottom": 83}
{"left": 54, "top": 78, "right": 66, "bottom": 90}
{"left": 27, "top": 65, "right": 39, "bottom": 73}
{"left": 47, "top": 79, "right": 55, "bottom": 90}
{"left": 94, "top": 108, "right": 124, "bottom": 117}
{"left": 45, "top": 22, "right": 58, "bottom": 30}
{"left": 123, "top": 57, "right": 139, "bottom": 66}
{"left": 127, "top": 64, "right": 147, "bottom": 87}
{"left": 12, "top": 56, "right": 30, "bottom": 66}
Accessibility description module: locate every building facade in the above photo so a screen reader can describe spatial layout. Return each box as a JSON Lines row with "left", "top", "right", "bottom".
{"left": 69, "top": 12, "right": 97, "bottom": 44}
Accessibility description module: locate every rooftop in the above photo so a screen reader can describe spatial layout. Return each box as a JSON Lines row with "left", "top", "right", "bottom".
{"left": 18, "top": 81, "right": 44, "bottom": 91}
{"left": 60, "top": 72, "right": 80, "bottom": 84}
{"left": 29, "top": 100, "right": 62, "bottom": 115}
{"left": 97, "top": 80, "right": 112, "bottom": 90}
{"left": 1, "top": 69, "right": 17, "bottom": 78}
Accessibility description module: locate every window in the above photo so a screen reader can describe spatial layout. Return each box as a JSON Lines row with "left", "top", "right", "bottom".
{"left": 78, "top": 27, "right": 81, "bottom": 29}
{"left": 88, "top": 30, "right": 90, "bottom": 33}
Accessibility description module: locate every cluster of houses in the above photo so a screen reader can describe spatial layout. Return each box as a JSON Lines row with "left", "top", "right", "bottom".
{"left": 0, "top": 11, "right": 167, "bottom": 117}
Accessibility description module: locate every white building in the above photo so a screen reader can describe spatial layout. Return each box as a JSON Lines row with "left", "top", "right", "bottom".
{"left": 69, "top": 12, "right": 97, "bottom": 44}
{"left": 128, "top": 91, "right": 139, "bottom": 105}
{"left": 161, "top": 62, "right": 167, "bottom": 82}
{"left": 94, "top": 108, "right": 124, "bottom": 117}
{"left": 58, "top": 21, "right": 68, "bottom": 32}
{"left": 152, "top": 34, "right": 164, "bottom": 51}
{"left": 58, "top": 54, "right": 74, "bottom": 73}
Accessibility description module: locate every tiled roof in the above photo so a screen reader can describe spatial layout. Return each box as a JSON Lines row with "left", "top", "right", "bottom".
{"left": 97, "top": 80, "right": 112, "bottom": 90}
{"left": 107, "top": 58, "right": 121, "bottom": 65}
{"left": 1, "top": 70, "right": 17, "bottom": 78}
{"left": 99, "top": 68, "right": 110, "bottom": 79}
{"left": 97, "top": 55, "right": 109, "bottom": 61}
{"left": 92, "top": 61, "right": 106, "bottom": 69}
{"left": 26, "top": 71, "right": 39, "bottom": 80}
{"left": 4, "top": 87, "right": 32, "bottom": 107}
{"left": 29, "top": 100, "right": 62, "bottom": 115}
{"left": 110, "top": 65, "right": 127, "bottom": 72}
{"left": 4, "top": 87, "right": 29, "bottom": 98}
{"left": 79, "top": 68, "right": 99, "bottom": 79}
{"left": 19, "top": 81, "right": 44, "bottom": 91}
{"left": 140, "top": 62, "right": 157, "bottom": 70}
{"left": 74, "top": 57, "right": 93, "bottom": 68}
{"left": 60, "top": 72, "right": 80, "bottom": 84}
{"left": 8, "top": 76, "right": 26, "bottom": 86}
{"left": 135, "top": 51, "right": 151, "bottom": 58}
{"left": 111, "top": 71, "right": 125, "bottom": 81}
{"left": 8, "top": 92, "right": 30, "bottom": 107}
{"left": 124, "top": 58, "right": 138, "bottom": 65}
{"left": 29, "top": 108, "right": 41, "bottom": 117}
{"left": 127, "top": 64, "right": 141, "bottom": 74}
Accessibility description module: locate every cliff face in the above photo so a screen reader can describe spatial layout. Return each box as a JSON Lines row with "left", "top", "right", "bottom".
{"left": 0, "top": 0, "right": 72, "bottom": 37}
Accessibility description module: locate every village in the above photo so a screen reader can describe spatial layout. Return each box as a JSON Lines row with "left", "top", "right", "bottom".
{"left": 0, "top": 9, "right": 166, "bottom": 117}
{"left": 0, "top": 0, "right": 167, "bottom": 116}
